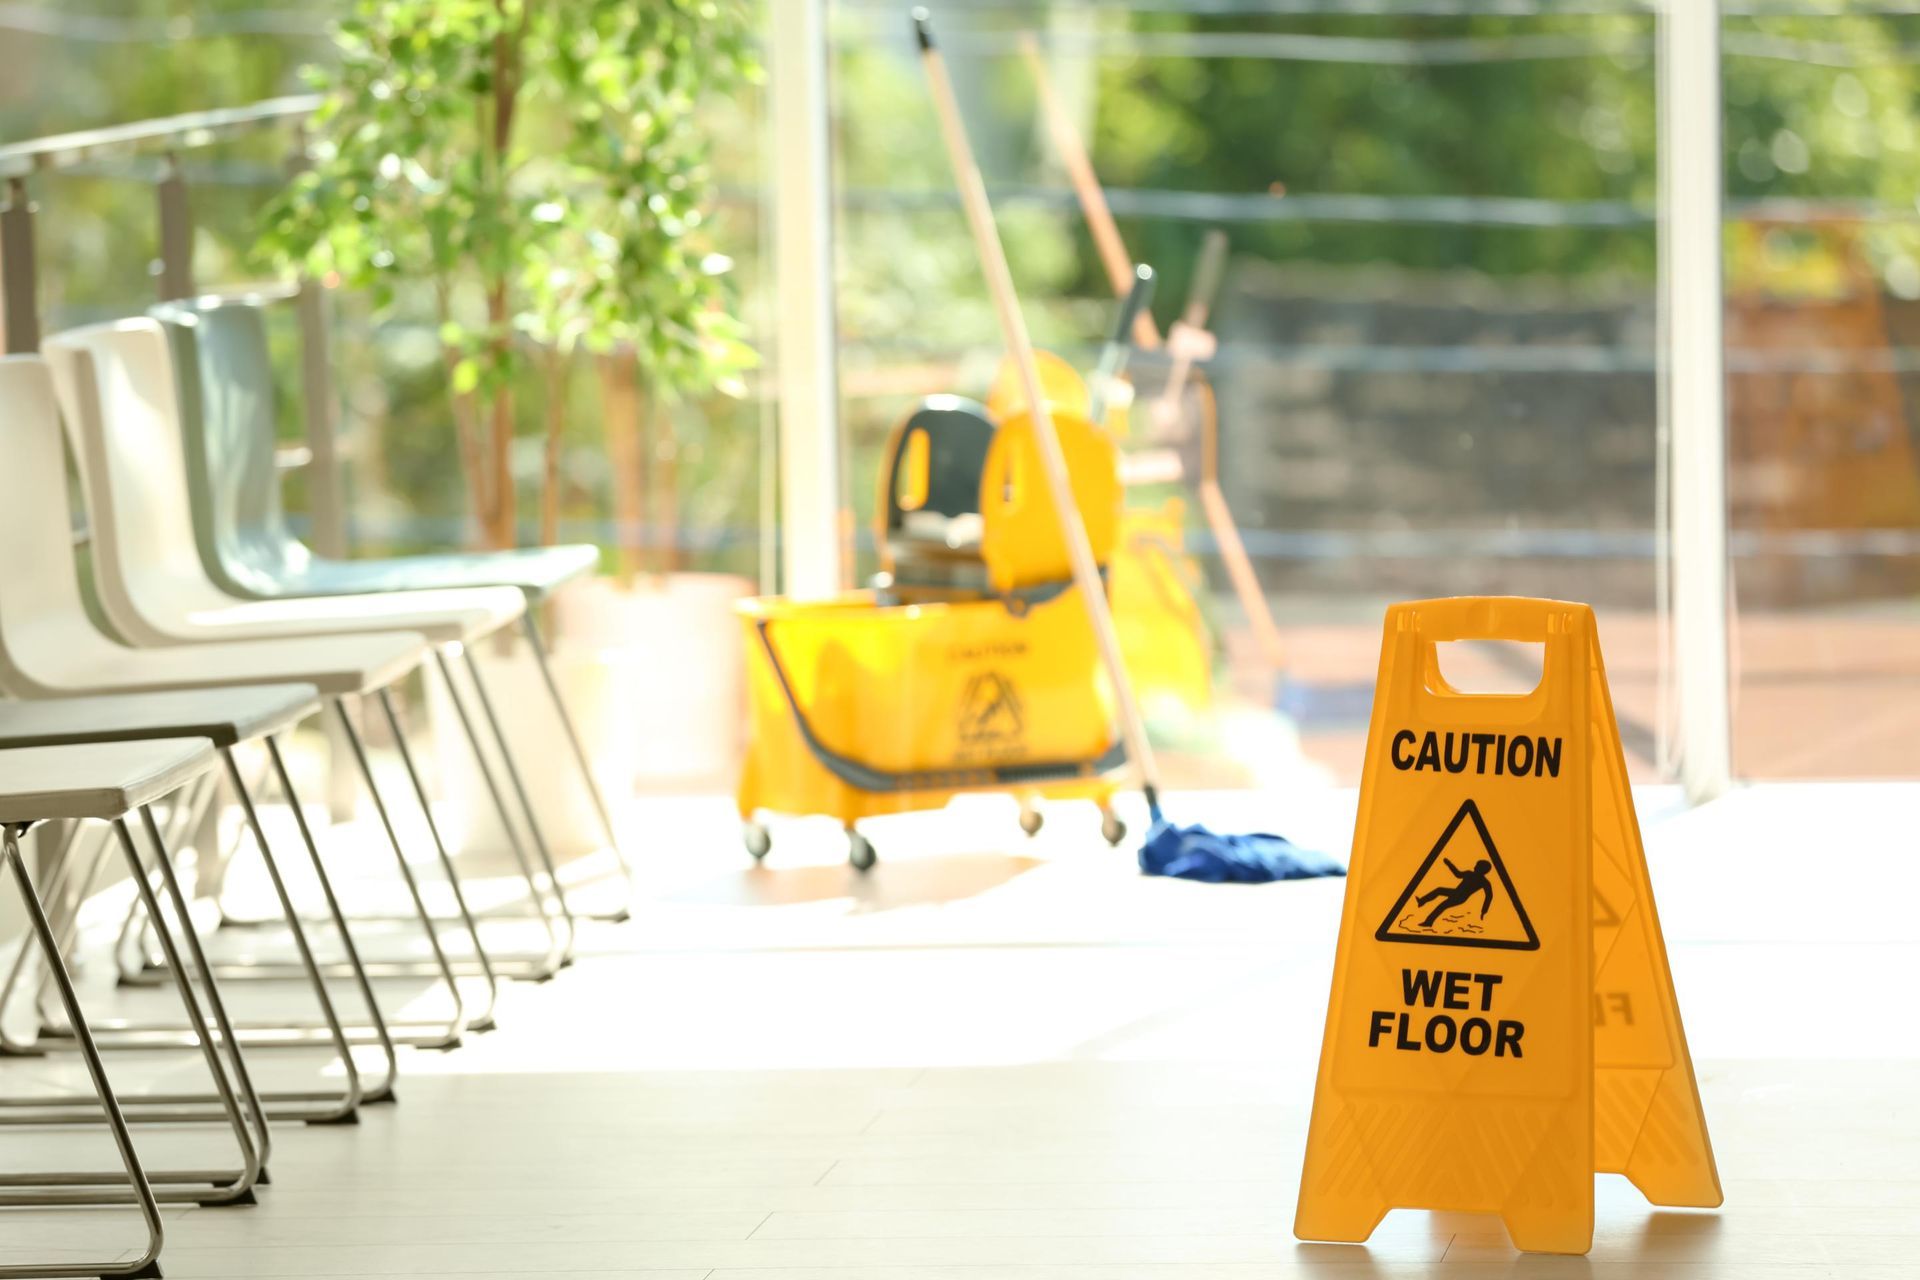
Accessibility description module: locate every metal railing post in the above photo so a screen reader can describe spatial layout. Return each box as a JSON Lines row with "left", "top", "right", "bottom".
{"left": 284, "top": 129, "right": 358, "bottom": 820}
{"left": 286, "top": 128, "right": 348, "bottom": 563}
{"left": 155, "top": 151, "right": 195, "bottom": 302}
{"left": 1, "top": 178, "right": 39, "bottom": 354}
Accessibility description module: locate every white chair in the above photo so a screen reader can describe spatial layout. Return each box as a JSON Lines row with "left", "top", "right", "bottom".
{"left": 0, "top": 685, "right": 386, "bottom": 1126}
{"left": 151, "top": 293, "right": 629, "bottom": 914}
{"left": 0, "top": 737, "right": 255, "bottom": 1279}
{"left": 47, "top": 318, "right": 622, "bottom": 930}
{"left": 44, "top": 320, "right": 524, "bottom": 652}
{"left": 0, "top": 355, "right": 496, "bottom": 1044}
{"left": 37, "top": 327, "right": 578, "bottom": 978}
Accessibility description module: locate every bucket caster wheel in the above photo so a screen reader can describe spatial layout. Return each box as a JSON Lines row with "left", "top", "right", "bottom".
{"left": 1099, "top": 808, "right": 1127, "bottom": 847}
{"left": 743, "top": 822, "right": 771, "bottom": 863}
{"left": 1018, "top": 804, "right": 1044, "bottom": 837}
{"left": 847, "top": 829, "right": 877, "bottom": 873}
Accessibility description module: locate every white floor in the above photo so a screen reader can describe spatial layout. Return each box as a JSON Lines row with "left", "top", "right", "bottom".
{"left": 5, "top": 781, "right": 1918, "bottom": 1277}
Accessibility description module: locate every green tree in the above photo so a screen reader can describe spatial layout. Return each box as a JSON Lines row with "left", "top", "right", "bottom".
{"left": 257, "top": 0, "right": 758, "bottom": 552}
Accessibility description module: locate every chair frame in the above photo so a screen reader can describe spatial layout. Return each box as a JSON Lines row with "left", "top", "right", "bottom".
{"left": 0, "top": 823, "right": 163, "bottom": 1280}
{"left": 156, "top": 296, "right": 635, "bottom": 917}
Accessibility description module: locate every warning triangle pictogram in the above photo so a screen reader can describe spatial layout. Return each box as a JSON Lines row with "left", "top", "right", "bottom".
{"left": 1375, "top": 799, "right": 1539, "bottom": 951}
{"left": 958, "top": 672, "right": 1023, "bottom": 744}
{"left": 1593, "top": 886, "right": 1621, "bottom": 929}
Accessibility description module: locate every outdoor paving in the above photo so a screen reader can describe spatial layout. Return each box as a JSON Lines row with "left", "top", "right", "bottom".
{"left": 1218, "top": 607, "right": 1920, "bottom": 785}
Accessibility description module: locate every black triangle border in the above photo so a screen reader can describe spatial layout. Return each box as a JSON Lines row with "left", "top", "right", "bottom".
{"left": 1374, "top": 798, "right": 1540, "bottom": 951}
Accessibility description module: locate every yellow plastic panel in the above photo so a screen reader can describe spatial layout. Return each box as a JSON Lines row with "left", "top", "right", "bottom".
{"left": 1297, "top": 598, "right": 1596, "bottom": 1254}
{"left": 985, "top": 349, "right": 1090, "bottom": 423}
{"left": 1587, "top": 639, "right": 1722, "bottom": 1208}
{"left": 735, "top": 590, "right": 1118, "bottom": 826}
{"left": 895, "top": 430, "right": 931, "bottom": 513}
{"left": 1110, "top": 500, "right": 1212, "bottom": 718}
{"left": 1295, "top": 597, "right": 1717, "bottom": 1256}
{"left": 978, "top": 408, "right": 1120, "bottom": 595}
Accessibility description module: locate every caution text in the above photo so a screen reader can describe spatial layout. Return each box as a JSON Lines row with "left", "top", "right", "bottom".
{"left": 1390, "top": 730, "right": 1563, "bottom": 779}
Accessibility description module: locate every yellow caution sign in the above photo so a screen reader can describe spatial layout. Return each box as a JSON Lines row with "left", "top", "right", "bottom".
{"left": 1294, "top": 598, "right": 1718, "bottom": 1256}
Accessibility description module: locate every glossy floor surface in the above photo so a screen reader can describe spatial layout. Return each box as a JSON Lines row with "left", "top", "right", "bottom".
{"left": 3, "top": 780, "right": 1915, "bottom": 1278}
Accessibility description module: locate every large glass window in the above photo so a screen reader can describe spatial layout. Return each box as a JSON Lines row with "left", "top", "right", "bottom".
{"left": 0, "top": 8, "right": 775, "bottom": 587}
{"left": 828, "top": 2, "right": 1667, "bottom": 786}
{"left": 1722, "top": 7, "right": 1920, "bottom": 779}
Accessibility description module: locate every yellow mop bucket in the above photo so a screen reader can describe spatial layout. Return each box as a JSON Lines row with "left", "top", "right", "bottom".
{"left": 1110, "top": 498, "right": 1213, "bottom": 723}
{"left": 988, "top": 350, "right": 1212, "bottom": 725}
{"left": 738, "top": 405, "right": 1129, "bottom": 870}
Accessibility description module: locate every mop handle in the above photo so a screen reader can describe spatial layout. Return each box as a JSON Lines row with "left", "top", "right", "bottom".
{"left": 1018, "top": 32, "right": 1160, "bottom": 351}
{"left": 1087, "top": 264, "right": 1156, "bottom": 427}
{"left": 1171, "top": 230, "right": 1287, "bottom": 671}
{"left": 1187, "top": 228, "right": 1231, "bottom": 328}
{"left": 1159, "top": 229, "right": 1229, "bottom": 419}
{"left": 915, "top": 9, "right": 1163, "bottom": 812}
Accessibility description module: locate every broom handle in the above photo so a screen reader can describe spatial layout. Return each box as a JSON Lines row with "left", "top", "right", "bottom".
{"left": 1160, "top": 228, "right": 1229, "bottom": 420}
{"left": 1019, "top": 32, "right": 1161, "bottom": 352}
{"left": 1020, "top": 42, "right": 1276, "bottom": 670}
{"left": 916, "top": 10, "right": 1162, "bottom": 813}
{"left": 1164, "top": 230, "right": 1285, "bottom": 670}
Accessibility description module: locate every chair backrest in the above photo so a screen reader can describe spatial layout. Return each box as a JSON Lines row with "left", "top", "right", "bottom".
{"left": 151, "top": 293, "right": 306, "bottom": 595}
{"left": 0, "top": 356, "right": 128, "bottom": 695}
{"left": 42, "top": 318, "right": 238, "bottom": 647}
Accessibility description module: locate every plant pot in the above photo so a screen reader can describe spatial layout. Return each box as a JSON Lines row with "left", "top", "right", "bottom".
{"left": 428, "top": 638, "right": 637, "bottom": 861}
{"left": 429, "top": 572, "right": 750, "bottom": 860}
{"left": 551, "top": 572, "right": 752, "bottom": 790}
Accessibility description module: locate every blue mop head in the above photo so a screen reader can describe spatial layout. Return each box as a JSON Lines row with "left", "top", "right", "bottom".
{"left": 1139, "top": 819, "right": 1346, "bottom": 884}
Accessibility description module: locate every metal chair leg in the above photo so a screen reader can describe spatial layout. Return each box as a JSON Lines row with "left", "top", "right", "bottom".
{"left": 111, "top": 771, "right": 218, "bottom": 988}
{"left": 374, "top": 688, "right": 502, "bottom": 1026}
{"left": 124, "top": 725, "right": 474, "bottom": 1050}
{"left": 211, "top": 735, "right": 556, "bottom": 947}
{"left": 17, "top": 804, "right": 419, "bottom": 1060}
{"left": 23, "top": 753, "right": 366, "bottom": 1124}
{"left": 122, "top": 811, "right": 268, "bottom": 1203}
{"left": 0, "top": 824, "right": 165, "bottom": 1278}
{"left": 0, "top": 817, "right": 267, "bottom": 1205}
{"left": 433, "top": 648, "right": 573, "bottom": 973}
{"left": 265, "top": 733, "right": 400, "bottom": 1099}
{"left": 522, "top": 611, "right": 635, "bottom": 919}
{"left": 333, "top": 696, "right": 475, "bottom": 1045}
{"left": 219, "top": 748, "right": 362, "bottom": 1122}
{"left": 0, "top": 822, "right": 106, "bottom": 1056}
{"left": 459, "top": 644, "right": 585, "bottom": 950}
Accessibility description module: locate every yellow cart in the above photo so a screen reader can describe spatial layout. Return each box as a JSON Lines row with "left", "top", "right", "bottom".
{"left": 1110, "top": 497, "right": 1213, "bottom": 723}
{"left": 737, "top": 402, "right": 1129, "bottom": 870}
{"left": 989, "top": 354, "right": 1218, "bottom": 725}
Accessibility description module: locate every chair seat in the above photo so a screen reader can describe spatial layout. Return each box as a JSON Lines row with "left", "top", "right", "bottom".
{"left": 267, "top": 544, "right": 600, "bottom": 603}
{"left": 168, "top": 584, "right": 525, "bottom": 647}
{"left": 0, "top": 685, "right": 320, "bottom": 751}
{"left": 0, "top": 740, "right": 215, "bottom": 824}
{"left": 23, "top": 633, "right": 424, "bottom": 700}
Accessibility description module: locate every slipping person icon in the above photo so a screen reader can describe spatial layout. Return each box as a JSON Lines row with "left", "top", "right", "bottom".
{"left": 1415, "top": 858, "right": 1493, "bottom": 929}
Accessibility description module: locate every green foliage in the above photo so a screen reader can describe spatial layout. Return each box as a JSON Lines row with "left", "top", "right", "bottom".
{"left": 1090, "top": 9, "right": 1663, "bottom": 295}
{"left": 255, "top": 0, "right": 760, "bottom": 543}
{"left": 1722, "top": 13, "right": 1920, "bottom": 296}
